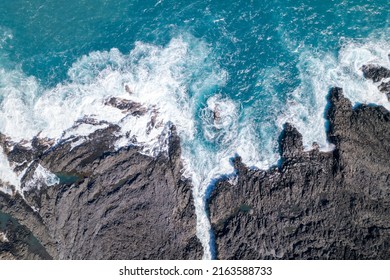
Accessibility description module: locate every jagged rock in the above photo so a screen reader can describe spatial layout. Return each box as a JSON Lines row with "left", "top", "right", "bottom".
{"left": 362, "top": 64, "right": 390, "bottom": 82}
{"left": 279, "top": 123, "right": 304, "bottom": 160}
{"left": 0, "top": 126, "right": 202, "bottom": 259}
{"left": 208, "top": 87, "right": 390, "bottom": 259}
{"left": 7, "top": 144, "right": 34, "bottom": 164}
{"left": 362, "top": 64, "right": 390, "bottom": 100}
{"left": 105, "top": 97, "right": 147, "bottom": 116}
{"left": 0, "top": 133, "right": 54, "bottom": 172}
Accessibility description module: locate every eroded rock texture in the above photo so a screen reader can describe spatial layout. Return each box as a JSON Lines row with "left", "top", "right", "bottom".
{"left": 208, "top": 87, "right": 390, "bottom": 259}
{"left": 362, "top": 64, "right": 390, "bottom": 100}
{"left": 0, "top": 126, "right": 202, "bottom": 259}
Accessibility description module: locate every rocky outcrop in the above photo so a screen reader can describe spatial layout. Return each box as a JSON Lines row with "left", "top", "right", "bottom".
{"left": 0, "top": 125, "right": 202, "bottom": 259}
{"left": 105, "top": 97, "right": 148, "bottom": 116}
{"left": 208, "top": 87, "right": 390, "bottom": 259}
{"left": 362, "top": 64, "right": 390, "bottom": 100}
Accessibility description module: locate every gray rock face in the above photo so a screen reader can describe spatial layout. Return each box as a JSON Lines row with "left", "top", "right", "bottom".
{"left": 208, "top": 87, "right": 390, "bottom": 259}
{"left": 362, "top": 64, "right": 390, "bottom": 100}
{"left": 0, "top": 209, "right": 52, "bottom": 260}
{"left": 105, "top": 97, "right": 148, "bottom": 116}
{"left": 0, "top": 126, "right": 202, "bottom": 259}
{"left": 362, "top": 64, "right": 390, "bottom": 82}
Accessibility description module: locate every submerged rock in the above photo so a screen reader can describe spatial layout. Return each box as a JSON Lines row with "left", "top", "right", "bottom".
{"left": 208, "top": 87, "right": 390, "bottom": 259}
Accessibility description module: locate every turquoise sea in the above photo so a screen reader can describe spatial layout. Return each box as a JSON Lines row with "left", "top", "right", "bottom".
{"left": 0, "top": 0, "right": 389, "bottom": 258}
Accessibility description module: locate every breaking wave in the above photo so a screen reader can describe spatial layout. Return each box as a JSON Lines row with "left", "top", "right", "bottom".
{"left": 0, "top": 27, "right": 389, "bottom": 259}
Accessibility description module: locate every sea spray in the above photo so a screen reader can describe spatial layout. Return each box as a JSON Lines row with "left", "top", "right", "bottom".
{"left": 0, "top": 1, "right": 389, "bottom": 258}
{"left": 0, "top": 35, "right": 240, "bottom": 258}
{"left": 0, "top": 36, "right": 389, "bottom": 258}
{"left": 278, "top": 39, "right": 390, "bottom": 151}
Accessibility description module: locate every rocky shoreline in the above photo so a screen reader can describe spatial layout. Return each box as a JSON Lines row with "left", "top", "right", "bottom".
{"left": 0, "top": 125, "right": 202, "bottom": 259}
{"left": 208, "top": 87, "right": 390, "bottom": 259}
{"left": 1, "top": 65, "right": 390, "bottom": 259}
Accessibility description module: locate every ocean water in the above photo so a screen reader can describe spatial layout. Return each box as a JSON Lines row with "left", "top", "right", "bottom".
{"left": 0, "top": 0, "right": 389, "bottom": 259}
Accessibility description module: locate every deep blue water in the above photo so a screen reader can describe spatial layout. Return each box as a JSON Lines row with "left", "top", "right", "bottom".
{"left": 0, "top": 0, "right": 389, "bottom": 258}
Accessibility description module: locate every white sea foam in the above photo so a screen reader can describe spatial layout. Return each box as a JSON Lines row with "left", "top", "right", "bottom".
{"left": 24, "top": 164, "right": 60, "bottom": 191}
{"left": 0, "top": 231, "right": 9, "bottom": 242}
{"left": 0, "top": 30, "right": 389, "bottom": 259}
{"left": 200, "top": 94, "right": 238, "bottom": 144}
{"left": 0, "top": 28, "right": 12, "bottom": 50}
{"left": 279, "top": 39, "right": 390, "bottom": 151}
{"left": 0, "top": 35, "right": 230, "bottom": 258}
{"left": 0, "top": 36, "right": 222, "bottom": 152}
{"left": 0, "top": 147, "right": 21, "bottom": 194}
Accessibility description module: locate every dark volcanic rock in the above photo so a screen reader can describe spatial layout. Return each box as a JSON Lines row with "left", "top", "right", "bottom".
{"left": 105, "top": 97, "right": 148, "bottom": 116}
{"left": 362, "top": 64, "right": 390, "bottom": 82}
{"left": 208, "top": 87, "right": 390, "bottom": 259}
{"left": 0, "top": 192, "right": 56, "bottom": 259}
{"left": 0, "top": 126, "right": 202, "bottom": 259}
{"left": 0, "top": 209, "right": 52, "bottom": 260}
{"left": 362, "top": 64, "right": 390, "bottom": 100}
{"left": 0, "top": 134, "right": 54, "bottom": 173}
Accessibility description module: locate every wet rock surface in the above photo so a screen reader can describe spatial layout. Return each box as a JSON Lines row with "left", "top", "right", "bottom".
{"left": 105, "top": 97, "right": 148, "bottom": 116}
{"left": 0, "top": 209, "right": 52, "bottom": 260}
{"left": 0, "top": 126, "right": 202, "bottom": 259}
{"left": 208, "top": 87, "right": 390, "bottom": 259}
{"left": 362, "top": 64, "right": 390, "bottom": 100}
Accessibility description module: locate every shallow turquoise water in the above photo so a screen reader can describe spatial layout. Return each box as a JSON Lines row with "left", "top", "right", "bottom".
{"left": 0, "top": 0, "right": 389, "bottom": 258}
